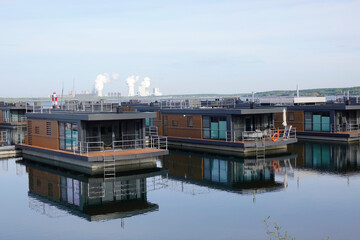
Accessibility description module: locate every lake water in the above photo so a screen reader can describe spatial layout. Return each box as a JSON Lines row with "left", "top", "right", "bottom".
{"left": 0, "top": 140, "right": 359, "bottom": 240}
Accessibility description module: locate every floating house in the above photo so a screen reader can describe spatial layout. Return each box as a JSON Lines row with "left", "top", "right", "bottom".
{"left": 17, "top": 111, "right": 168, "bottom": 175}
{"left": 21, "top": 159, "right": 167, "bottom": 221}
{"left": 274, "top": 104, "right": 360, "bottom": 141}
{"left": 0, "top": 102, "right": 29, "bottom": 145}
{"left": 136, "top": 107, "right": 297, "bottom": 156}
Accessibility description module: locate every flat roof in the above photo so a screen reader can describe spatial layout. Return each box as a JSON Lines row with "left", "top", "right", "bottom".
{"left": 286, "top": 104, "right": 360, "bottom": 111}
{"left": 26, "top": 111, "right": 156, "bottom": 121}
{"left": 159, "top": 107, "right": 283, "bottom": 115}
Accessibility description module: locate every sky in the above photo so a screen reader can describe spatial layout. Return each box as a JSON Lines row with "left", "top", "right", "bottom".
{"left": 0, "top": 0, "right": 359, "bottom": 97}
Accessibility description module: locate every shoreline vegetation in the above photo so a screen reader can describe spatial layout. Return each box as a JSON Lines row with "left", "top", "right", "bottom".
{"left": 264, "top": 217, "right": 330, "bottom": 240}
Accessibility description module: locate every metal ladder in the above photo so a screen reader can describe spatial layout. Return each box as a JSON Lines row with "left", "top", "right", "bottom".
{"left": 104, "top": 151, "right": 116, "bottom": 179}
{"left": 255, "top": 137, "right": 266, "bottom": 161}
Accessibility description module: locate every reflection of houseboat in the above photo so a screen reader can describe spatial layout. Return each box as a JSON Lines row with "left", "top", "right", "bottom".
{"left": 161, "top": 150, "right": 290, "bottom": 195}
{"left": 20, "top": 159, "right": 167, "bottom": 222}
{"left": 135, "top": 107, "right": 297, "bottom": 156}
{"left": 17, "top": 111, "right": 168, "bottom": 174}
{"left": 289, "top": 140, "right": 360, "bottom": 174}
{"left": 274, "top": 104, "right": 360, "bottom": 141}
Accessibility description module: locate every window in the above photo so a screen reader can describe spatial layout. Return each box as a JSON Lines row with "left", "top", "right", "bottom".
{"left": 288, "top": 112, "right": 294, "bottom": 121}
{"left": 187, "top": 117, "right": 193, "bottom": 127}
{"left": 46, "top": 122, "right": 51, "bottom": 135}
{"left": 35, "top": 126, "right": 40, "bottom": 134}
{"left": 172, "top": 120, "right": 178, "bottom": 126}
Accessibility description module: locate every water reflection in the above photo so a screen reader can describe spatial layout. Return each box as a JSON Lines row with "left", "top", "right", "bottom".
{"left": 289, "top": 140, "right": 360, "bottom": 174}
{"left": 19, "top": 159, "right": 167, "bottom": 222}
{"left": 161, "top": 151, "right": 296, "bottom": 196}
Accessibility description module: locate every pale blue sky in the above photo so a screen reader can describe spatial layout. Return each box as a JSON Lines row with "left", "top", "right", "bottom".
{"left": 0, "top": 0, "right": 359, "bottom": 97}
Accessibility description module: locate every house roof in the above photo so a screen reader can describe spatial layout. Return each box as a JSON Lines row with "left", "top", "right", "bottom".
{"left": 26, "top": 111, "right": 156, "bottom": 121}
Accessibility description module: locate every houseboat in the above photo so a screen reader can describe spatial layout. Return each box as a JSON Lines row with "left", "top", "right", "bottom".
{"left": 134, "top": 106, "right": 297, "bottom": 156}
{"left": 19, "top": 159, "right": 167, "bottom": 222}
{"left": 0, "top": 102, "right": 29, "bottom": 157}
{"left": 274, "top": 103, "right": 360, "bottom": 141}
{"left": 17, "top": 110, "right": 168, "bottom": 175}
{"left": 0, "top": 102, "right": 28, "bottom": 145}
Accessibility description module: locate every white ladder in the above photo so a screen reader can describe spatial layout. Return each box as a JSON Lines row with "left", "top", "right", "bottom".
{"left": 104, "top": 151, "right": 116, "bottom": 179}
{"left": 255, "top": 137, "right": 266, "bottom": 161}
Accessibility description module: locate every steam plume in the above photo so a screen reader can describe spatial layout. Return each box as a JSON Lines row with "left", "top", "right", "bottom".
{"left": 94, "top": 73, "right": 119, "bottom": 97}
{"left": 138, "top": 77, "right": 151, "bottom": 96}
{"left": 126, "top": 75, "right": 139, "bottom": 97}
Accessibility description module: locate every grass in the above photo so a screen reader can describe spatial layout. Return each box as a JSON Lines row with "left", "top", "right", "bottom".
{"left": 264, "top": 217, "right": 330, "bottom": 240}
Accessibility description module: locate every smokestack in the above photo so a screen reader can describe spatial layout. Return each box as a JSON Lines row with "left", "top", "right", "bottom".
{"left": 126, "top": 75, "right": 139, "bottom": 97}
{"left": 296, "top": 84, "right": 299, "bottom": 97}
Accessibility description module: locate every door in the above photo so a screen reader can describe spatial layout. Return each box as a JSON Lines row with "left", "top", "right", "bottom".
{"left": 245, "top": 117, "right": 252, "bottom": 131}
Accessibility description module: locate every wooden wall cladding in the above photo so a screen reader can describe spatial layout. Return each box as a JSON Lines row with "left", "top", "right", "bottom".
{"left": 28, "top": 168, "right": 60, "bottom": 201}
{"left": 274, "top": 111, "right": 304, "bottom": 131}
{"left": 162, "top": 155, "right": 203, "bottom": 180}
{"left": 27, "top": 119, "right": 59, "bottom": 150}
{"left": 163, "top": 114, "right": 202, "bottom": 139}
{"left": 0, "top": 110, "right": 3, "bottom": 122}
{"left": 154, "top": 111, "right": 163, "bottom": 136}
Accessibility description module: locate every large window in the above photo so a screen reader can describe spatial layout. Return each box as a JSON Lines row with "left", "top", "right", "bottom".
{"left": 145, "top": 118, "right": 154, "bottom": 127}
{"left": 59, "top": 122, "right": 79, "bottom": 151}
{"left": 203, "top": 116, "right": 227, "bottom": 140}
{"left": 304, "top": 112, "right": 330, "bottom": 132}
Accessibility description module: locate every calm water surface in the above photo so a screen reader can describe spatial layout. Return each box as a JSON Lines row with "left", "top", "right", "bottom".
{"left": 0, "top": 140, "right": 359, "bottom": 240}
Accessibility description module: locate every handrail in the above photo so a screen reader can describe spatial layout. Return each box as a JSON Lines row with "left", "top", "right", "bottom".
{"left": 330, "top": 123, "right": 360, "bottom": 133}
{"left": 0, "top": 131, "right": 7, "bottom": 142}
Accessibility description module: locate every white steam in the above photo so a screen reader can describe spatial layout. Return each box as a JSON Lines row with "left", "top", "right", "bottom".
{"left": 153, "top": 88, "right": 162, "bottom": 96}
{"left": 126, "top": 75, "right": 139, "bottom": 97}
{"left": 94, "top": 73, "right": 119, "bottom": 97}
{"left": 138, "top": 77, "right": 151, "bottom": 96}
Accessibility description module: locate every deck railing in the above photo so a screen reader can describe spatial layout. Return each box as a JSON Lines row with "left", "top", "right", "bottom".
{"left": 330, "top": 123, "right": 360, "bottom": 133}
{"left": 145, "top": 126, "right": 159, "bottom": 136}
{"left": 241, "top": 127, "right": 296, "bottom": 142}
{"left": 73, "top": 137, "right": 168, "bottom": 156}
{"left": 0, "top": 131, "right": 7, "bottom": 142}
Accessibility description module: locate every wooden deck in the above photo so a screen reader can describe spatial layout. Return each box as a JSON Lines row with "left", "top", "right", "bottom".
{"left": 19, "top": 144, "right": 167, "bottom": 157}
{"left": 302, "top": 130, "right": 360, "bottom": 135}
{"left": 166, "top": 135, "right": 290, "bottom": 144}
{"left": 84, "top": 148, "right": 166, "bottom": 157}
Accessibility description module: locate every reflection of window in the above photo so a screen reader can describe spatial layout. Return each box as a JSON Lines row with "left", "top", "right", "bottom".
{"left": 48, "top": 183, "right": 53, "bottom": 197}
{"left": 288, "top": 112, "right": 294, "bottom": 121}
{"left": 172, "top": 120, "right": 178, "bottom": 126}
{"left": 187, "top": 117, "right": 193, "bottom": 127}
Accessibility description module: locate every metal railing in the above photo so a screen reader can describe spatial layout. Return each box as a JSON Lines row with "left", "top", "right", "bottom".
{"left": 331, "top": 123, "right": 360, "bottom": 133}
{"left": 145, "top": 126, "right": 158, "bottom": 136}
{"left": 241, "top": 127, "right": 296, "bottom": 142}
{"left": 113, "top": 138, "right": 145, "bottom": 150}
{"left": 67, "top": 137, "right": 168, "bottom": 156}
{"left": 0, "top": 131, "right": 7, "bottom": 142}
{"left": 149, "top": 136, "right": 168, "bottom": 150}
